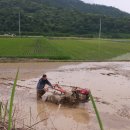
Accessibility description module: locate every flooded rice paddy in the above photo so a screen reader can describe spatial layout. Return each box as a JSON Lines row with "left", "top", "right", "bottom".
{"left": 0, "top": 62, "right": 130, "bottom": 130}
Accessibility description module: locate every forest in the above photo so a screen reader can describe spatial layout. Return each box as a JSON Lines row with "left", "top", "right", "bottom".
{"left": 0, "top": 0, "right": 130, "bottom": 38}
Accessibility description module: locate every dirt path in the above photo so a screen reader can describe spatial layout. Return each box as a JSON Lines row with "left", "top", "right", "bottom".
{"left": 111, "top": 52, "right": 130, "bottom": 60}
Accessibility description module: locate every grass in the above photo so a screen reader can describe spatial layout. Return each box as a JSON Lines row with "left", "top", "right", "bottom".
{"left": 89, "top": 91, "right": 104, "bottom": 130}
{"left": 51, "top": 38, "right": 130, "bottom": 60}
{"left": 0, "top": 37, "right": 130, "bottom": 60}
{"left": 8, "top": 69, "right": 19, "bottom": 130}
{"left": 0, "top": 101, "right": 2, "bottom": 121}
{"left": 0, "top": 70, "right": 19, "bottom": 130}
{"left": 0, "top": 37, "right": 70, "bottom": 60}
{"left": 0, "top": 101, "right": 8, "bottom": 123}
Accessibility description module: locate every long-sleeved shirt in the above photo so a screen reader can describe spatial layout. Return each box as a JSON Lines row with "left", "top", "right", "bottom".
{"left": 37, "top": 78, "right": 53, "bottom": 90}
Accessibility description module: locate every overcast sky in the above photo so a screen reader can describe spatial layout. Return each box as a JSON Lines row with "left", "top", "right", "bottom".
{"left": 81, "top": 0, "right": 130, "bottom": 13}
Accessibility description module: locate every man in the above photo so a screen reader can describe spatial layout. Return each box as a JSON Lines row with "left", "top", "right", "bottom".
{"left": 37, "top": 74, "right": 53, "bottom": 100}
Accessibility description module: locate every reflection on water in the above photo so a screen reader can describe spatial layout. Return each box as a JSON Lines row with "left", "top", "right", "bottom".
{"left": 0, "top": 87, "right": 90, "bottom": 130}
{"left": 36, "top": 101, "right": 48, "bottom": 127}
{"left": 36, "top": 100, "right": 90, "bottom": 130}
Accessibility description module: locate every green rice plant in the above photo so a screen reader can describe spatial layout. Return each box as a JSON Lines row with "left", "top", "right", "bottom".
{"left": 0, "top": 101, "right": 8, "bottom": 126}
{"left": 0, "top": 101, "right": 2, "bottom": 121}
{"left": 3, "top": 101, "right": 8, "bottom": 124}
{"left": 8, "top": 69, "right": 19, "bottom": 130}
{"left": 0, "top": 37, "right": 130, "bottom": 60}
{"left": 89, "top": 91, "right": 104, "bottom": 130}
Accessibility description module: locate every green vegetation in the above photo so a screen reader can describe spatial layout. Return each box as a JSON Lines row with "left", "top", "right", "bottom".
{"left": 89, "top": 91, "right": 104, "bottom": 130}
{"left": 0, "top": 101, "right": 8, "bottom": 128}
{"left": 0, "top": 37, "right": 70, "bottom": 59}
{"left": 8, "top": 69, "right": 19, "bottom": 130}
{"left": 0, "top": 70, "right": 18, "bottom": 130}
{"left": 0, "top": 0, "right": 130, "bottom": 38}
{"left": 0, "top": 37, "right": 130, "bottom": 60}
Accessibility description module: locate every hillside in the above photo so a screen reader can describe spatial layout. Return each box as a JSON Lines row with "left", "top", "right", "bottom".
{"left": 0, "top": 0, "right": 129, "bottom": 17}
{"left": 0, "top": 0, "right": 130, "bottom": 37}
{"left": 37, "top": 0, "right": 130, "bottom": 17}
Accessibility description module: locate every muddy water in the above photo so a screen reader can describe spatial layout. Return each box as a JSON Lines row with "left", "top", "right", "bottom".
{"left": 0, "top": 62, "right": 130, "bottom": 130}
{"left": 0, "top": 62, "right": 77, "bottom": 80}
{"left": 11, "top": 91, "right": 90, "bottom": 130}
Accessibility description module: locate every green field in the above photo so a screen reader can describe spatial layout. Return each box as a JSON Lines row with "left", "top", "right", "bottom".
{"left": 0, "top": 37, "right": 130, "bottom": 61}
